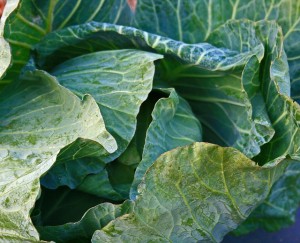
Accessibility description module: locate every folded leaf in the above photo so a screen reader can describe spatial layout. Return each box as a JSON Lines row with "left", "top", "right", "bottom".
{"left": 253, "top": 21, "right": 300, "bottom": 163}
{"left": 35, "top": 22, "right": 268, "bottom": 157}
{"left": 51, "top": 49, "right": 162, "bottom": 161}
{"left": 77, "top": 167, "right": 125, "bottom": 201}
{"left": 129, "top": 0, "right": 300, "bottom": 104}
{"left": 207, "top": 21, "right": 275, "bottom": 147}
{"left": 37, "top": 200, "right": 133, "bottom": 243}
{"left": 205, "top": 19, "right": 300, "bottom": 164}
{"left": 41, "top": 157, "right": 106, "bottom": 190}
{"left": 130, "top": 88, "right": 202, "bottom": 199}
{"left": 0, "top": 68, "right": 116, "bottom": 241}
{"left": 41, "top": 49, "right": 162, "bottom": 190}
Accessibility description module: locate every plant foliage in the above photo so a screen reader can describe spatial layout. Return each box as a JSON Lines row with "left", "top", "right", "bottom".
{"left": 1, "top": 0, "right": 300, "bottom": 242}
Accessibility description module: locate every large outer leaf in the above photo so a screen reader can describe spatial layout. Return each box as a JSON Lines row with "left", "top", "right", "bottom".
{"left": 131, "top": 0, "right": 297, "bottom": 42}
{"left": 35, "top": 198, "right": 133, "bottom": 242}
{"left": 92, "top": 142, "right": 286, "bottom": 243}
{"left": 1, "top": 0, "right": 131, "bottom": 85}
{"left": 0, "top": 68, "right": 116, "bottom": 241}
{"left": 41, "top": 50, "right": 162, "bottom": 190}
{"left": 35, "top": 22, "right": 269, "bottom": 158}
{"left": 130, "top": 88, "right": 202, "bottom": 199}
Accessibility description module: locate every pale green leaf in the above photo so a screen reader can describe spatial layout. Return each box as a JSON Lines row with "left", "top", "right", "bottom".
{"left": 0, "top": 0, "right": 19, "bottom": 79}
{"left": 51, "top": 49, "right": 162, "bottom": 161}
{"left": 0, "top": 68, "right": 116, "bottom": 241}
{"left": 92, "top": 142, "right": 287, "bottom": 243}
{"left": 41, "top": 49, "right": 162, "bottom": 190}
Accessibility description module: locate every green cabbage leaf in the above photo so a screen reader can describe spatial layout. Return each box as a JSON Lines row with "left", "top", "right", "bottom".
{"left": 1, "top": 0, "right": 300, "bottom": 242}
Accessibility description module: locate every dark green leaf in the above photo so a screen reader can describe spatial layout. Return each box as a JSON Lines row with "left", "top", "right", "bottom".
{"left": 77, "top": 167, "right": 124, "bottom": 201}
{"left": 130, "top": 88, "right": 202, "bottom": 199}
{"left": 41, "top": 157, "right": 106, "bottom": 189}
{"left": 2, "top": 0, "right": 132, "bottom": 85}
{"left": 130, "top": 0, "right": 300, "bottom": 104}
{"left": 32, "top": 187, "right": 133, "bottom": 243}
{"left": 32, "top": 187, "right": 107, "bottom": 226}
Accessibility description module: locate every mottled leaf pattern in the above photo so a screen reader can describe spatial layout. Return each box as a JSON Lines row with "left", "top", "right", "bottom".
{"left": 0, "top": 68, "right": 116, "bottom": 241}
{"left": 0, "top": 0, "right": 19, "bottom": 79}
{"left": 93, "top": 143, "right": 287, "bottom": 243}
{"left": 1, "top": 0, "right": 300, "bottom": 241}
